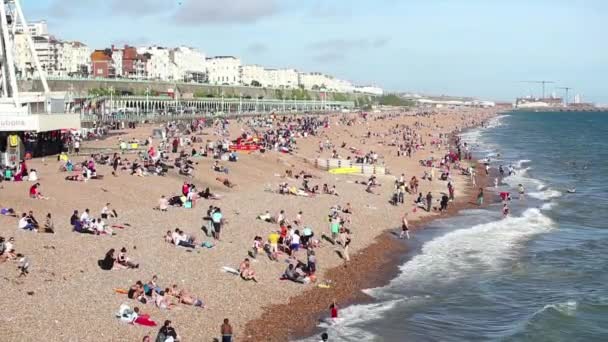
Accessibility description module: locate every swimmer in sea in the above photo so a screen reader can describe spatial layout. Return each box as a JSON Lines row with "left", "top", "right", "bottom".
{"left": 518, "top": 184, "right": 525, "bottom": 199}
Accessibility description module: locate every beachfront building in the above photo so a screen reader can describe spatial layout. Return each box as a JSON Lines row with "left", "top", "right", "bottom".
{"left": 56, "top": 41, "right": 90, "bottom": 77}
{"left": 328, "top": 78, "right": 355, "bottom": 93}
{"left": 122, "top": 46, "right": 148, "bottom": 79}
{"left": 91, "top": 49, "right": 115, "bottom": 78}
{"left": 355, "top": 85, "right": 384, "bottom": 96}
{"left": 298, "top": 72, "right": 333, "bottom": 90}
{"left": 14, "top": 20, "right": 90, "bottom": 78}
{"left": 14, "top": 20, "right": 48, "bottom": 36}
{"left": 240, "top": 65, "right": 269, "bottom": 87}
{"left": 267, "top": 68, "right": 299, "bottom": 89}
{"left": 137, "top": 46, "right": 178, "bottom": 81}
{"left": 206, "top": 56, "right": 241, "bottom": 85}
{"left": 170, "top": 46, "right": 207, "bottom": 83}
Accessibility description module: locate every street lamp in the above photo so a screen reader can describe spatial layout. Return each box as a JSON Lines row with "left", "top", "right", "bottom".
{"left": 145, "top": 86, "right": 150, "bottom": 114}
{"left": 109, "top": 86, "right": 114, "bottom": 115}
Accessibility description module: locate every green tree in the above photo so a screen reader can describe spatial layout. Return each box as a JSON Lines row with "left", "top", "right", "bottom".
{"left": 251, "top": 80, "right": 261, "bottom": 87}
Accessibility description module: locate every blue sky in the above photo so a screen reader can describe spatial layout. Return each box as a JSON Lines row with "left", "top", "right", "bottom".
{"left": 24, "top": 0, "right": 607, "bottom": 103}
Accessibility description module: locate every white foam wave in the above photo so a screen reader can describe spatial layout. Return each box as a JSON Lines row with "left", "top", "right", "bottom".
{"left": 369, "top": 208, "right": 554, "bottom": 296}
{"left": 541, "top": 202, "right": 556, "bottom": 210}
{"left": 529, "top": 189, "right": 563, "bottom": 200}
{"left": 534, "top": 300, "right": 578, "bottom": 318}
{"left": 297, "top": 299, "right": 406, "bottom": 341}
{"left": 514, "top": 159, "right": 532, "bottom": 168}
{"left": 485, "top": 115, "right": 509, "bottom": 129}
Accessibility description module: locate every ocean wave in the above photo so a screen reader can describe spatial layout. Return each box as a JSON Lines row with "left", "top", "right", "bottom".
{"left": 368, "top": 208, "right": 554, "bottom": 297}
{"left": 533, "top": 300, "right": 578, "bottom": 318}
{"left": 297, "top": 299, "right": 409, "bottom": 341}
{"left": 485, "top": 115, "right": 509, "bottom": 129}
{"left": 514, "top": 159, "right": 532, "bottom": 168}
{"left": 541, "top": 202, "right": 556, "bottom": 210}
{"left": 528, "top": 189, "right": 563, "bottom": 200}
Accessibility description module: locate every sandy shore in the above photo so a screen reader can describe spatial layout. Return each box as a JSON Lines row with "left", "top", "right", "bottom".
{"left": 0, "top": 108, "right": 497, "bottom": 341}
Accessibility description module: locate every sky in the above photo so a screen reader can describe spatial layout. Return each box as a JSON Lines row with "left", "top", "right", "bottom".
{"left": 23, "top": 0, "right": 608, "bottom": 103}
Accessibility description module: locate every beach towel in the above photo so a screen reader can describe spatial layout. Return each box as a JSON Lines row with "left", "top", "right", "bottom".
{"left": 134, "top": 315, "right": 157, "bottom": 327}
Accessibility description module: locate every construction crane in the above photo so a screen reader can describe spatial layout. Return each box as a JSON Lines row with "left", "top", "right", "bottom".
{"left": 521, "top": 81, "right": 555, "bottom": 99}
{"left": 556, "top": 87, "right": 572, "bottom": 106}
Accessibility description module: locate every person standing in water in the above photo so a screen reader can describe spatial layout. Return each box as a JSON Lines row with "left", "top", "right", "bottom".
{"left": 400, "top": 213, "right": 410, "bottom": 239}
{"left": 477, "top": 188, "right": 484, "bottom": 206}
{"left": 518, "top": 184, "right": 525, "bottom": 199}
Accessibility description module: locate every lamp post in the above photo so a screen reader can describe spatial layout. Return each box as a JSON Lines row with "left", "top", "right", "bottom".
{"left": 109, "top": 86, "right": 114, "bottom": 115}
{"left": 145, "top": 86, "right": 150, "bottom": 114}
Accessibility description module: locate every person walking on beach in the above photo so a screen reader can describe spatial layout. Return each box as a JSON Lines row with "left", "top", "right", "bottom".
{"left": 426, "top": 192, "right": 433, "bottom": 212}
{"left": 477, "top": 188, "right": 484, "bottom": 206}
{"left": 221, "top": 318, "right": 233, "bottom": 342}
{"left": 341, "top": 229, "right": 351, "bottom": 262}
{"left": 400, "top": 214, "right": 410, "bottom": 239}
{"left": 329, "top": 300, "right": 339, "bottom": 320}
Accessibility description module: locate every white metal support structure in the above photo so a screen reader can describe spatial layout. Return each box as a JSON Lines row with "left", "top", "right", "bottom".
{"left": 0, "top": 0, "right": 50, "bottom": 111}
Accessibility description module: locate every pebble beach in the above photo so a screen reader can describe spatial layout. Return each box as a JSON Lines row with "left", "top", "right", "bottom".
{"left": 0, "top": 108, "right": 497, "bottom": 341}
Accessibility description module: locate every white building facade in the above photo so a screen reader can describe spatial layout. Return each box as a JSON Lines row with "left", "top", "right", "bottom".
{"left": 355, "top": 85, "right": 384, "bottom": 96}
{"left": 170, "top": 46, "right": 206, "bottom": 82}
{"left": 267, "top": 68, "right": 299, "bottom": 89}
{"left": 298, "top": 72, "right": 333, "bottom": 90}
{"left": 240, "top": 65, "right": 270, "bottom": 87}
{"left": 206, "top": 56, "right": 241, "bottom": 85}
{"left": 137, "top": 46, "right": 177, "bottom": 81}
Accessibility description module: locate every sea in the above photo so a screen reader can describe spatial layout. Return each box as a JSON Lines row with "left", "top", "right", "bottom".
{"left": 300, "top": 111, "right": 608, "bottom": 342}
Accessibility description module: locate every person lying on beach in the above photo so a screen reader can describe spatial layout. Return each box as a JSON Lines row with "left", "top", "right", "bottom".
{"left": 170, "top": 285, "right": 205, "bottom": 308}
{"left": 282, "top": 264, "right": 306, "bottom": 283}
{"left": 256, "top": 211, "right": 274, "bottom": 223}
{"left": 198, "top": 187, "right": 220, "bottom": 200}
{"left": 65, "top": 174, "right": 85, "bottom": 182}
{"left": 216, "top": 177, "right": 236, "bottom": 188}
{"left": 166, "top": 229, "right": 197, "bottom": 249}
{"left": 155, "top": 290, "right": 174, "bottom": 310}
{"left": 0, "top": 207, "right": 17, "bottom": 217}
{"left": 239, "top": 258, "right": 258, "bottom": 282}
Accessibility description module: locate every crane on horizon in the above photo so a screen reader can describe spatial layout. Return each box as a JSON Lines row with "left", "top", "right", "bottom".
{"left": 556, "top": 86, "right": 573, "bottom": 106}
{"left": 521, "top": 80, "right": 555, "bottom": 99}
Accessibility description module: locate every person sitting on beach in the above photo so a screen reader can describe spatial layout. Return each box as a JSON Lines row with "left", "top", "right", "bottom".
{"left": 128, "top": 281, "right": 147, "bottom": 304}
{"left": 42, "top": 213, "right": 55, "bottom": 234}
{"left": 282, "top": 264, "right": 305, "bottom": 283}
{"left": 27, "top": 169, "right": 38, "bottom": 182}
{"left": 251, "top": 236, "right": 263, "bottom": 259}
{"left": 239, "top": 258, "right": 258, "bottom": 282}
{"left": 156, "top": 320, "right": 180, "bottom": 342}
{"left": 99, "top": 248, "right": 116, "bottom": 270}
{"left": 28, "top": 183, "right": 48, "bottom": 200}
{"left": 18, "top": 213, "right": 36, "bottom": 231}
{"left": 342, "top": 203, "right": 353, "bottom": 214}
{"left": 117, "top": 247, "right": 139, "bottom": 269}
